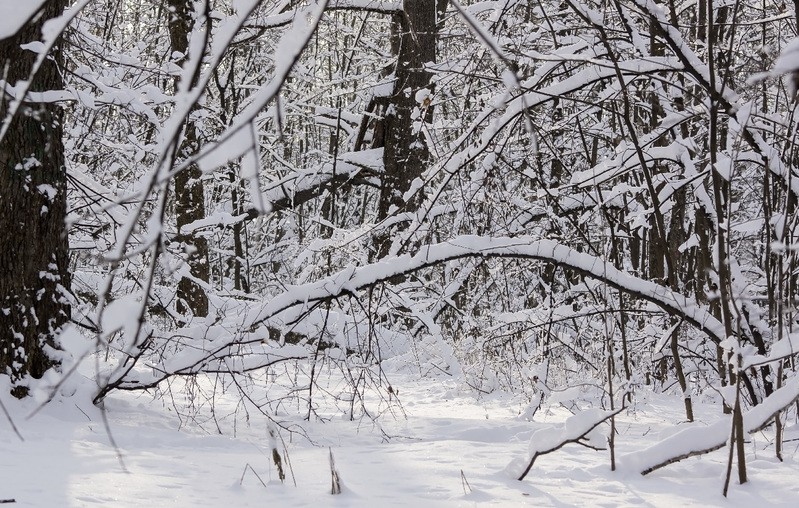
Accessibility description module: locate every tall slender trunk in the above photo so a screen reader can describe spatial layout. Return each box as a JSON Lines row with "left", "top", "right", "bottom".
{"left": 707, "top": 0, "right": 746, "bottom": 483}
{"left": 168, "top": 0, "right": 209, "bottom": 317}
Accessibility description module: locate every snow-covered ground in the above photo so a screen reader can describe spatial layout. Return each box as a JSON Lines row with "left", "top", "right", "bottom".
{"left": 3, "top": 373, "right": 799, "bottom": 507}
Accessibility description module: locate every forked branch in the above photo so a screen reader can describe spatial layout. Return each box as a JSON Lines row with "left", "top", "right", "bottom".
{"left": 515, "top": 408, "right": 622, "bottom": 481}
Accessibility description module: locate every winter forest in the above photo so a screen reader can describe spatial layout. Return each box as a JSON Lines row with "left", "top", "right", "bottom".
{"left": 2, "top": 0, "right": 799, "bottom": 505}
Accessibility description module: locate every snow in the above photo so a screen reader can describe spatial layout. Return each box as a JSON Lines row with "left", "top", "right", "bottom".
{"left": 0, "top": 1, "right": 45, "bottom": 40}
{"left": 100, "top": 292, "right": 146, "bottom": 345}
{"left": 4, "top": 373, "right": 799, "bottom": 507}
{"left": 36, "top": 184, "right": 57, "bottom": 201}
{"left": 5, "top": 0, "right": 799, "bottom": 506}
{"left": 180, "top": 212, "right": 251, "bottom": 234}
{"left": 772, "top": 37, "right": 799, "bottom": 75}
{"left": 237, "top": 235, "right": 727, "bottom": 348}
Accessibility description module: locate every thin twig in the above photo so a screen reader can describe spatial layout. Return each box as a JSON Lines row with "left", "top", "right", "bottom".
{"left": 460, "top": 470, "right": 472, "bottom": 494}
{"left": 99, "top": 403, "right": 128, "bottom": 473}
{"left": 239, "top": 463, "right": 267, "bottom": 488}
{"left": 0, "top": 397, "right": 23, "bottom": 441}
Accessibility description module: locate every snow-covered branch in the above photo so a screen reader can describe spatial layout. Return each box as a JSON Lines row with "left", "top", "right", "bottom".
{"left": 508, "top": 408, "right": 622, "bottom": 481}
{"left": 620, "top": 375, "right": 799, "bottom": 475}
{"left": 243, "top": 236, "right": 726, "bottom": 344}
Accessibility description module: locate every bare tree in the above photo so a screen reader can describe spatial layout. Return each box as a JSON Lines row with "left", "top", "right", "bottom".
{"left": 0, "top": 0, "right": 71, "bottom": 398}
{"left": 167, "top": 0, "right": 210, "bottom": 318}
{"left": 376, "top": 0, "right": 436, "bottom": 256}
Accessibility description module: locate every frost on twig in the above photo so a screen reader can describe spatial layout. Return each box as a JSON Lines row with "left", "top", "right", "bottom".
{"left": 508, "top": 408, "right": 622, "bottom": 481}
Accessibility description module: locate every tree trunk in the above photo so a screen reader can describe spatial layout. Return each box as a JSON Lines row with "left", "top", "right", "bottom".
{"left": 0, "top": 0, "right": 71, "bottom": 398}
{"left": 376, "top": 0, "right": 436, "bottom": 256}
{"left": 167, "top": 0, "right": 209, "bottom": 318}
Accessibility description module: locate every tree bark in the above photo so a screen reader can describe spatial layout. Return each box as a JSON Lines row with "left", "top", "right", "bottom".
{"left": 0, "top": 0, "right": 71, "bottom": 398}
{"left": 167, "top": 0, "right": 209, "bottom": 318}
{"left": 376, "top": 0, "right": 436, "bottom": 256}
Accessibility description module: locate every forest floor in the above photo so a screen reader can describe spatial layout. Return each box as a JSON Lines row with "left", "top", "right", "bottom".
{"left": 3, "top": 369, "right": 799, "bottom": 507}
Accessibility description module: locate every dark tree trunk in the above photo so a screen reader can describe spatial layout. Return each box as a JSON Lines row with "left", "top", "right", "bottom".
{"left": 376, "top": 0, "right": 436, "bottom": 256}
{"left": 0, "top": 0, "right": 71, "bottom": 398}
{"left": 167, "top": 0, "right": 209, "bottom": 318}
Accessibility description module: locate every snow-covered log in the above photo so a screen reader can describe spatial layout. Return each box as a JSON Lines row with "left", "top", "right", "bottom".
{"left": 620, "top": 376, "right": 799, "bottom": 475}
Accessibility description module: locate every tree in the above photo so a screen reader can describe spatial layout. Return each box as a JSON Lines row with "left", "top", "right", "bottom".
{"left": 15, "top": 0, "right": 797, "bottom": 493}
{"left": 167, "top": 0, "right": 210, "bottom": 319}
{"left": 0, "top": 0, "right": 71, "bottom": 398}
{"left": 377, "top": 0, "right": 436, "bottom": 233}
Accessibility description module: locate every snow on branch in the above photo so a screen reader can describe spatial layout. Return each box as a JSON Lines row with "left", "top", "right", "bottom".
{"left": 260, "top": 148, "right": 383, "bottom": 213}
{"left": 246, "top": 0, "right": 401, "bottom": 29}
{"left": 100, "top": 235, "right": 727, "bottom": 395}
{"left": 619, "top": 375, "right": 799, "bottom": 475}
{"left": 631, "top": 0, "right": 799, "bottom": 199}
{"left": 243, "top": 236, "right": 726, "bottom": 344}
{"left": 181, "top": 148, "right": 383, "bottom": 233}
{"left": 508, "top": 408, "right": 622, "bottom": 481}
{"left": 193, "top": 0, "right": 330, "bottom": 213}
{"left": 431, "top": 56, "right": 682, "bottom": 182}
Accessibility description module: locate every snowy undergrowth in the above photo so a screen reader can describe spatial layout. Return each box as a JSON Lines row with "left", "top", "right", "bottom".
{"left": 3, "top": 359, "right": 799, "bottom": 507}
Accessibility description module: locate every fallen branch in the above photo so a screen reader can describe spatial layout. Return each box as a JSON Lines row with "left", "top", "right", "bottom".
{"left": 460, "top": 469, "right": 472, "bottom": 494}
{"left": 0, "top": 396, "right": 23, "bottom": 441}
{"left": 620, "top": 375, "right": 799, "bottom": 475}
{"left": 512, "top": 407, "right": 622, "bottom": 481}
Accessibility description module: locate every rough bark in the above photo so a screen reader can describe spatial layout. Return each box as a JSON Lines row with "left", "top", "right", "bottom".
{"left": 376, "top": 0, "right": 436, "bottom": 255}
{"left": 168, "top": 0, "right": 209, "bottom": 318}
{"left": 0, "top": 0, "right": 71, "bottom": 398}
